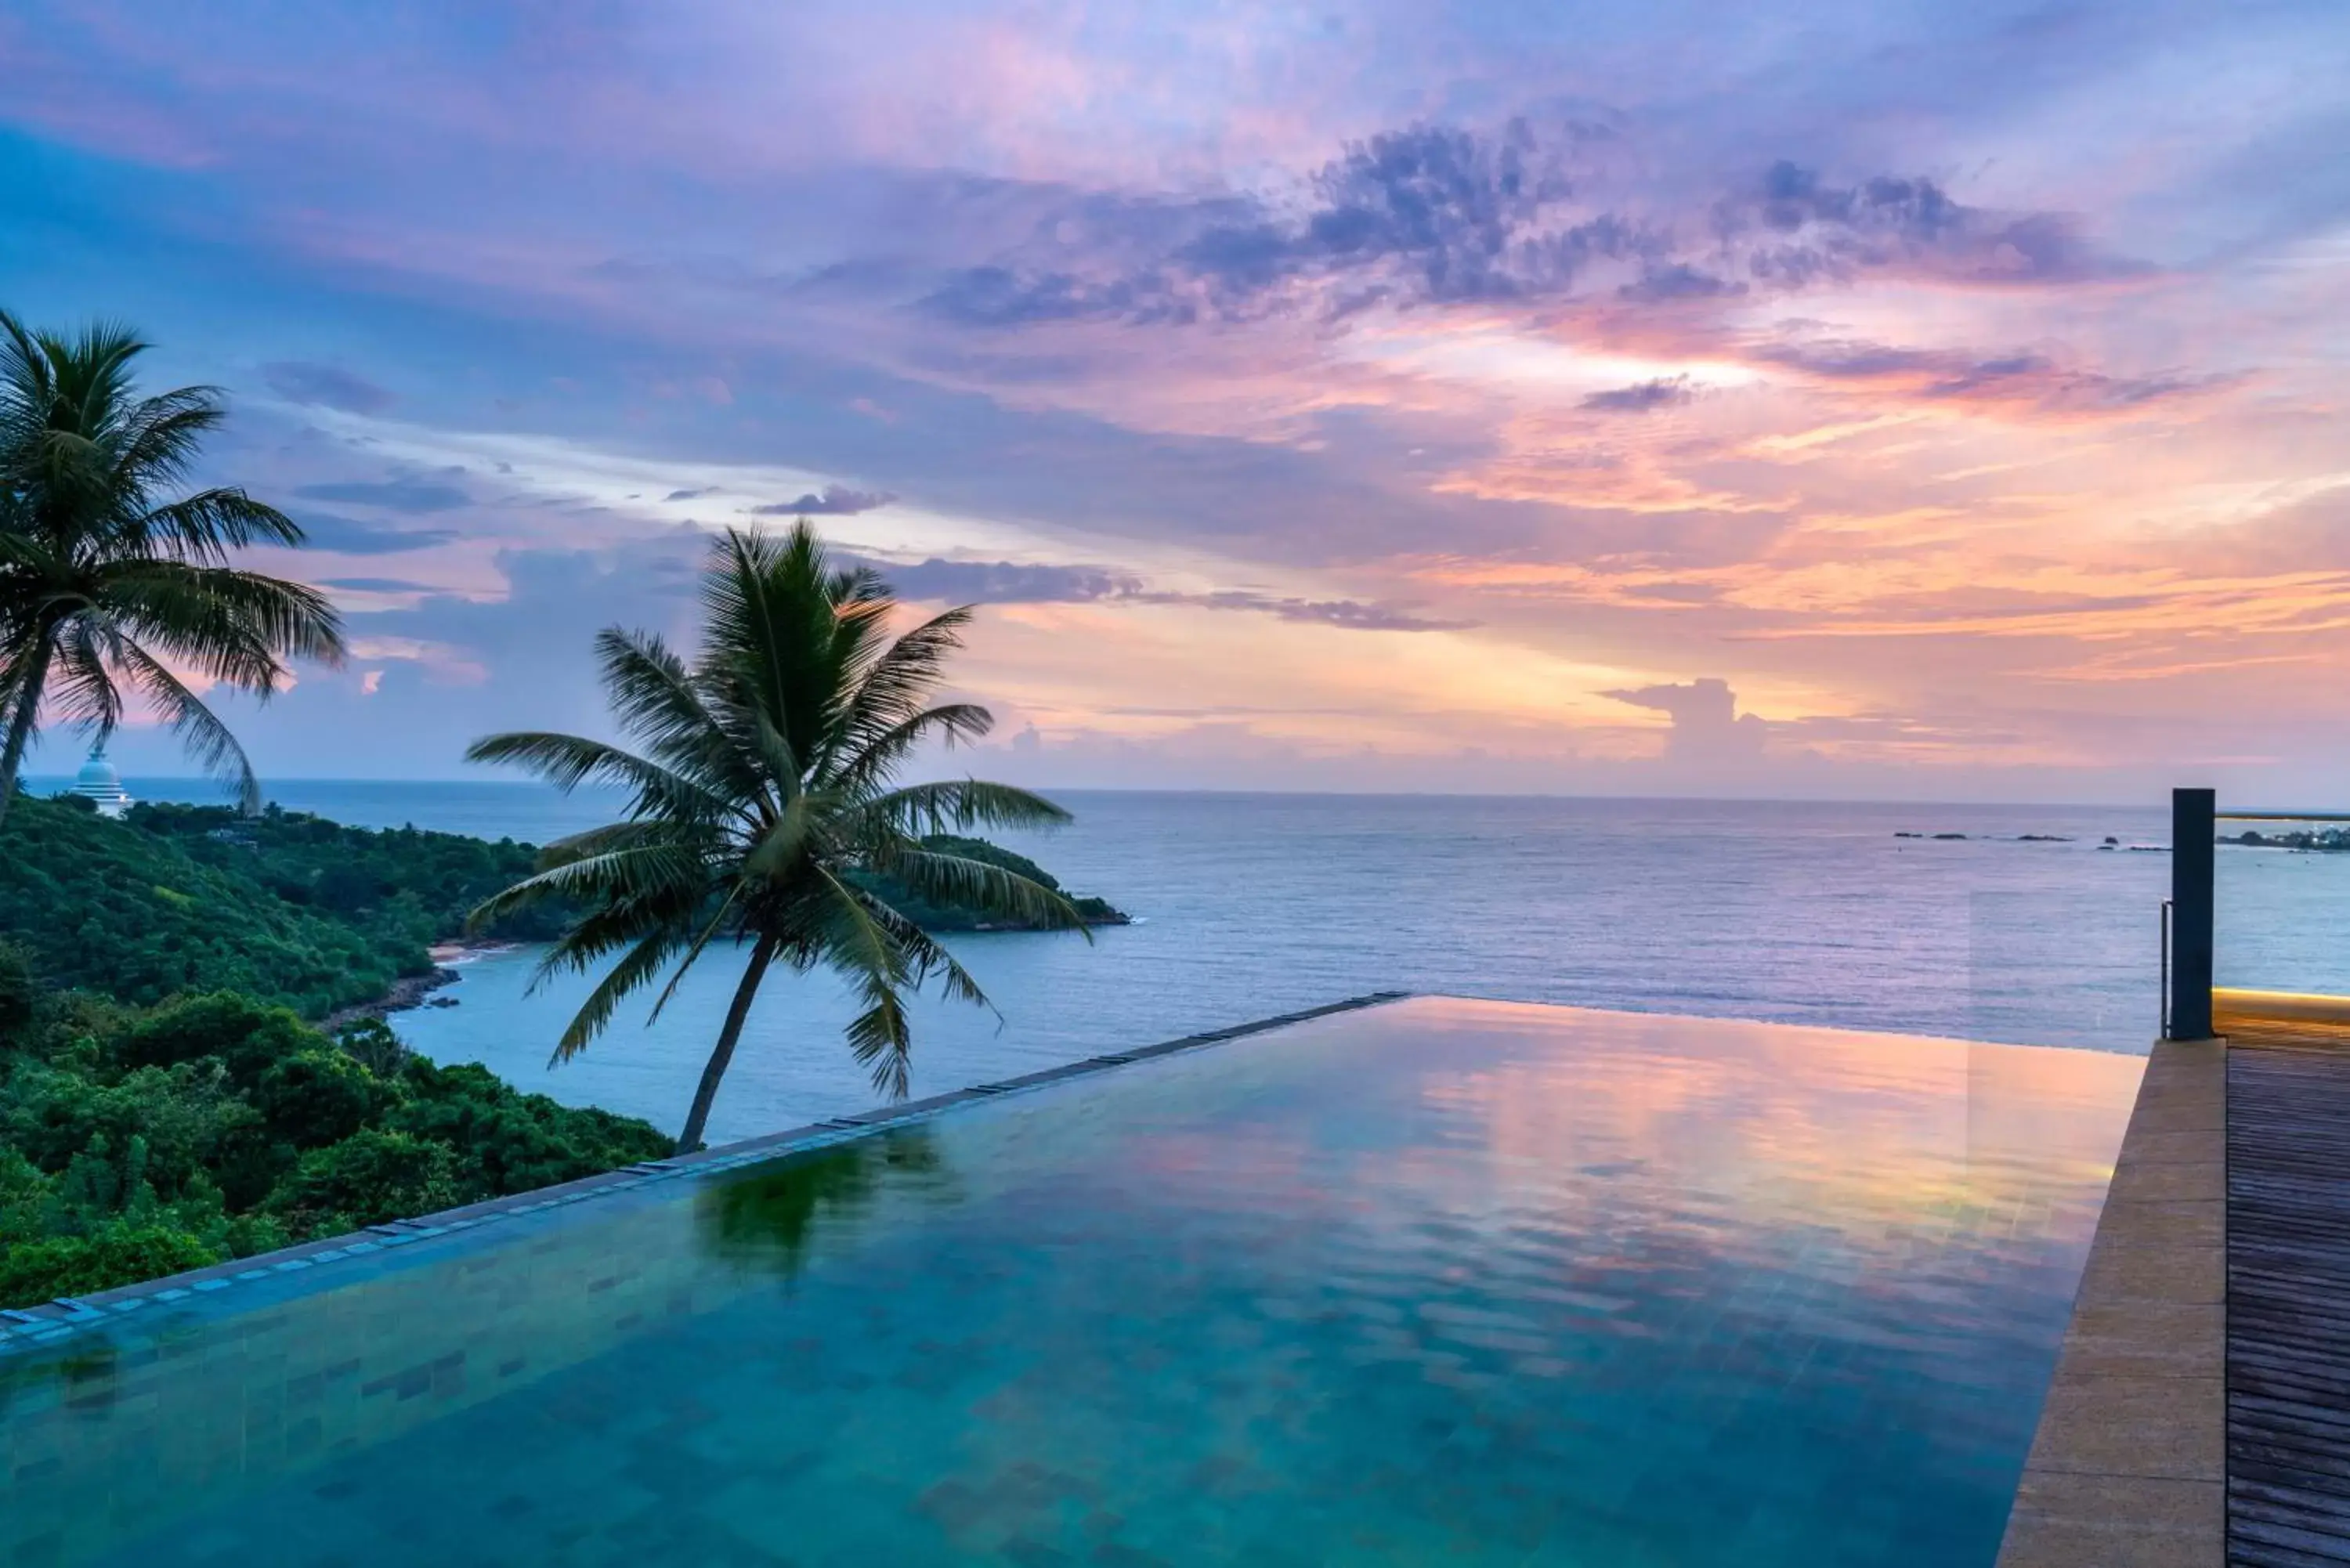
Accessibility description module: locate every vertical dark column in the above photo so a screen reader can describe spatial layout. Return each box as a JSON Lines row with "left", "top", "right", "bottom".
{"left": 2171, "top": 786, "right": 2215, "bottom": 1039}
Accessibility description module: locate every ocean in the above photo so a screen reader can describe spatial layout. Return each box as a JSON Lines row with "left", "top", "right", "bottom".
{"left": 57, "top": 779, "right": 2350, "bottom": 1143}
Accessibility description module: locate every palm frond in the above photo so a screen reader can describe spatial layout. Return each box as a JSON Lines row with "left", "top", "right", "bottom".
{"left": 136, "top": 488, "right": 308, "bottom": 558}
{"left": 828, "top": 882, "right": 1006, "bottom": 1097}
{"left": 697, "top": 523, "right": 855, "bottom": 780}
{"left": 466, "top": 840, "right": 712, "bottom": 930}
{"left": 111, "top": 638, "right": 260, "bottom": 811}
{"left": 548, "top": 926, "right": 689, "bottom": 1064}
{"left": 812, "top": 873, "right": 920, "bottom": 1099}
{"left": 536, "top": 818, "right": 683, "bottom": 866}
{"left": 44, "top": 617, "right": 124, "bottom": 735}
{"left": 833, "top": 702, "right": 994, "bottom": 795}
{"left": 865, "top": 844, "right": 1089, "bottom": 933}
{"left": 103, "top": 393, "right": 228, "bottom": 515}
{"left": 645, "top": 887, "right": 746, "bottom": 1024}
{"left": 465, "top": 730, "right": 732, "bottom": 827}
{"left": 99, "top": 559, "right": 343, "bottom": 688}
{"left": 832, "top": 606, "right": 975, "bottom": 764}
{"left": 841, "top": 970, "right": 915, "bottom": 1099}
{"left": 0, "top": 527, "right": 67, "bottom": 576}
{"left": 749, "top": 709, "right": 804, "bottom": 806}
{"left": 859, "top": 779, "right": 1075, "bottom": 837}
{"left": 591, "top": 627, "right": 769, "bottom": 808}
{"left": 844, "top": 886, "right": 996, "bottom": 1013}
{"left": 0, "top": 311, "right": 57, "bottom": 454}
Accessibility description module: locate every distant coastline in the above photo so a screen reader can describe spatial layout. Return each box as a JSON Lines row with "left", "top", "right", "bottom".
{"left": 319, "top": 939, "right": 522, "bottom": 1032}
{"left": 2227, "top": 828, "right": 2350, "bottom": 853}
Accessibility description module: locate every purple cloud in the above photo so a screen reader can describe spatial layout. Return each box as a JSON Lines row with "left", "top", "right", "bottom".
{"left": 749, "top": 483, "right": 897, "bottom": 516}
{"left": 294, "top": 471, "right": 471, "bottom": 513}
{"left": 914, "top": 124, "right": 2140, "bottom": 333}
{"left": 1720, "top": 161, "right": 2139, "bottom": 287}
{"left": 262, "top": 360, "right": 395, "bottom": 414}
{"left": 1604, "top": 678, "right": 1768, "bottom": 761}
{"left": 290, "top": 515, "right": 460, "bottom": 554}
{"left": 1582, "top": 377, "right": 1694, "bottom": 413}
{"left": 877, "top": 558, "right": 1139, "bottom": 603}
{"left": 870, "top": 556, "right": 1472, "bottom": 630}
{"left": 1750, "top": 337, "right": 2225, "bottom": 412}
{"left": 318, "top": 576, "right": 434, "bottom": 592}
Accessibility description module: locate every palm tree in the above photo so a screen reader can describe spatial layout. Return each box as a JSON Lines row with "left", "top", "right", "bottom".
{"left": 467, "top": 522, "right": 1085, "bottom": 1154}
{"left": 0, "top": 313, "right": 345, "bottom": 826}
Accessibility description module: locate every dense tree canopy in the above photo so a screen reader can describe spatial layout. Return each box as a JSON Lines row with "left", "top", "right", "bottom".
{"left": 0, "top": 785, "right": 1126, "bottom": 1306}
{"left": 0, "top": 793, "right": 560, "bottom": 1016}
{"left": 0, "top": 973, "right": 670, "bottom": 1309}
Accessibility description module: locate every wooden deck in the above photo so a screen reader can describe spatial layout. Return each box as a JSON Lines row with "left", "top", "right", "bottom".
{"left": 2229, "top": 1029, "right": 2350, "bottom": 1566}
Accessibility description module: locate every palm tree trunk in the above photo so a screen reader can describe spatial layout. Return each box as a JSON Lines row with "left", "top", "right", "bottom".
{"left": 0, "top": 635, "right": 56, "bottom": 832}
{"left": 674, "top": 936, "right": 777, "bottom": 1155}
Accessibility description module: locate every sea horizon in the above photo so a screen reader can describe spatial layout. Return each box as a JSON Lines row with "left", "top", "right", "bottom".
{"left": 34, "top": 776, "right": 2334, "bottom": 1145}
{"left": 24, "top": 771, "right": 2200, "bottom": 815}
{"left": 29, "top": 774, "right": 2340, "bottom": 1144}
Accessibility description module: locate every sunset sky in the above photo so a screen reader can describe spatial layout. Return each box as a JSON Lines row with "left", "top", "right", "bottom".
{"left": 3, "top": 2, "right": 2345, "bottom": 800}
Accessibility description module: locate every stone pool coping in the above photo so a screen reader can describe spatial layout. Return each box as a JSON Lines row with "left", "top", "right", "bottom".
{"left": 0, "top": 990, "right": 1410, "bottom": 1356}
{"left": 1994, "top": 1035, "right": 2225, "bottom": 1568}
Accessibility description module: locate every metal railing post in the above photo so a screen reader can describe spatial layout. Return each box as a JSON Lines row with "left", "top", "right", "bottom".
{"left": 2160, "top": 898, "right": 2174, "bottom": 1039}
{"left": 2170, "top": 787, "right": 2215, "bottom": 1039}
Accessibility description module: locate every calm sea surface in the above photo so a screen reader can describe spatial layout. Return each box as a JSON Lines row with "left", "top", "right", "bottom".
{"left": 70, "top": 779, "right": 2350, "bottom": 1143}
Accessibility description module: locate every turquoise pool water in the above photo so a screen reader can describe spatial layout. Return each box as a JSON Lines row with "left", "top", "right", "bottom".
{"left": 0, "top": 999, "right": 2141, "bottom": 1566}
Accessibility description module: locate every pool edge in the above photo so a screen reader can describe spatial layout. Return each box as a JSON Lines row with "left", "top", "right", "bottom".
{"left": 1994, "top": 1035, "right": 2225, "bottom": 1568}
{"left": 0, "top": 989, "right": 1413, "bottom": 1351}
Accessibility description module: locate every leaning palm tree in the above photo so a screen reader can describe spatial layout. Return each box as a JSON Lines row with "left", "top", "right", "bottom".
{"left": 467, "top": 522, "right": 1085, "bottom": 1153}
{"left": 0, "top": 313, "right": 345, "bottom": 826}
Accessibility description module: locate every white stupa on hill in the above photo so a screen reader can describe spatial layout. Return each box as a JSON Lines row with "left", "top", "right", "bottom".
{"left": 71, "top": 741, "right": 133, "bottom": 818}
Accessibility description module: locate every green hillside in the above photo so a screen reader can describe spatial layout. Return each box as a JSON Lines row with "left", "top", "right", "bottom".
{"left": 0, "top": 974, "right": 671, "bottom": 1310}
{"left": 0, "top": 794, "right": 557, "bottom": 1017}
{"left": 0, "top": 792, "right": 1123, "bottom": 1307}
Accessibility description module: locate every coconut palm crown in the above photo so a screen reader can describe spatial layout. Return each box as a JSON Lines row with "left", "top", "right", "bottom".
{"left": 467, "top": 522, "right": 1085, "bottom": 1153}
{"left": 0, "top": 312, "right": 345, "bottom": 825}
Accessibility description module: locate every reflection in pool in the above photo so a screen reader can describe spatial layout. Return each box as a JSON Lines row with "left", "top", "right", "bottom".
{"left": 0, "top": 998, "right": 2140, "bottom": 1566}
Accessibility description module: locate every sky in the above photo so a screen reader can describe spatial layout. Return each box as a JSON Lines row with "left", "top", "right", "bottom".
{"left": 2, "top": 1, "right": 2347, "bottom": 802}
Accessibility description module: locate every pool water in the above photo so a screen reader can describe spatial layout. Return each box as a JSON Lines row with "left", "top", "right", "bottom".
{"left": 0, "top": 998, "right": 2141, "bottom": 1567}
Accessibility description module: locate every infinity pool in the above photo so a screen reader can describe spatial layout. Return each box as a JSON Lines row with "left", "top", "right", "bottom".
{"left": 0, "top": 998, "right": 2140, "bottom": 1567}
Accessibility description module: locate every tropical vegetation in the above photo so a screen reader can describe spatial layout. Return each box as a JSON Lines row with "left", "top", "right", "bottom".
{"left": 0, "top": 311, "right": 345, "bottom": 825}
{"left": 0, "top": 782, "right": 1119, "bottom": 1306}
{"left": 0, "top": 952, "right": 671, "bottom": 1310}
{"left": 0, "top": 315, "right": 1119, "bottom": 1306}
{"left": 0, "top": 792, "right": 559, "bottom": 1017}
{"left": 468, "top": 522, "right": 1089, "bottom": 1153}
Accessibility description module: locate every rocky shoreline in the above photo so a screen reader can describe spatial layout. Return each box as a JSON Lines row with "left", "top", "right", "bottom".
{"left": 319, "top": 940, "right": 515, "bottom": 1032}
{"left": 2228, "top": 828, "right": 2350, "bottom": 851}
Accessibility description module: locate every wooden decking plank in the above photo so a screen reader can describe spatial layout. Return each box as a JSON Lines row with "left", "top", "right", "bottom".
{"left": 2233, "top": 1447, "right": 2350, "bottom": 1490}
{"left": 2230, "top": 1036, "right": 2350, "bottom": 1566}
